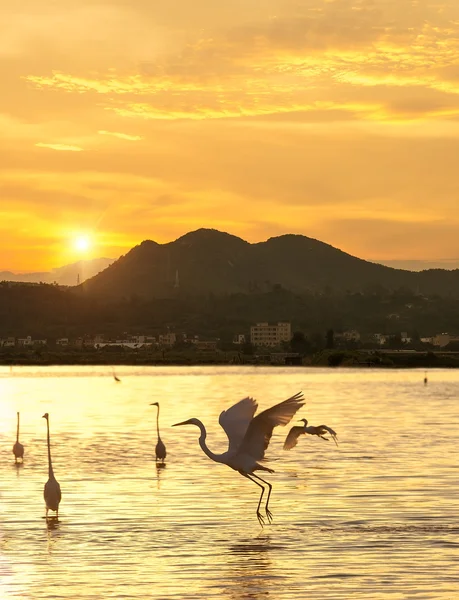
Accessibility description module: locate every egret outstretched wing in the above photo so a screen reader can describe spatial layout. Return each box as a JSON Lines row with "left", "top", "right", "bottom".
{"left": 238, "top": 392, "right": 305, "bottom": 461}
{"left": 283, "top": 426, "right": 305, "bottom": 450}
{"left": 219, "top": 397, "right": 258, "bottom": 453}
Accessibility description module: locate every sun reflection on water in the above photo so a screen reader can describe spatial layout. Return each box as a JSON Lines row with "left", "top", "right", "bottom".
{"left": 0, "top": 366, "right": 458, "bottom": 599}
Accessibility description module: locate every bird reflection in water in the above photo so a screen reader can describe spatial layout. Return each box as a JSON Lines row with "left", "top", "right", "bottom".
{"left": 46, "top": 519, "right": 62, "bottom": 556}
{"left": 46, "top": 517, "right": 61, "bottom": 532}
{"left": 155, "top": 461, "right": 166, "bottom": 490}
{"left": 225, "top": 536, "right": 277, "bottom": 599}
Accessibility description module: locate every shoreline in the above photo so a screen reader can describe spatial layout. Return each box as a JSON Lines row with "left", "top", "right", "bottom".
{"left": 1, "top": 349, "right": 458, "bottom": 368}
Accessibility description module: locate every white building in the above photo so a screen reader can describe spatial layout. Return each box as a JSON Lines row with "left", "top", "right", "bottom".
{"left": 432, "top": 333, "right": 459, "bottom": 347}
{"left": 233, "top": 334, "right": 246, "bottom": 345}
{"left": 250, "top": 322, "right": 291, "bottom": 348}
{"left": 342, "top": 330, "right": 361, "bottom": 342}
{"left": 17, "top": 336, "right": 46, "bottom": 347}
{"left": 97, "top": 341, "right": 152, "bottom": 349}
{"left": 373, "top": 333, "right": 387, "bottom": 345}
{"left": 159, "top": 333, "right": 176, "bottom": 347}
{"left": 17, "top": 336, "right": 34, "bottom": 347}
{"left": 0, "top": 337, "right": 15, "bottom": 347}
{"left": 56, "top": 338, "right": 69, "bottom": 346}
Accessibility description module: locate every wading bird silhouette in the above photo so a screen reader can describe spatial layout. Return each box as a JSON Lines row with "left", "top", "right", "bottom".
{"left": 284, "top": 418, "right": 338, "bottom": 450}
{"left": 150, "top": 402, "right": 167, "bottom": 463}
{"left": 42, "top": 413, "right": 61, "bottom": 520}
{"left": 173, "top": 391, "right": 304, "bottom": 525}
{"left": 12, "top": 411, "right": 24, "bottom": 464}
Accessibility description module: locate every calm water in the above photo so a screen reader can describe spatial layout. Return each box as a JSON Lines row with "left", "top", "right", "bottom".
{"left": 0, "top": 366, "right": 458, "bottom": 599}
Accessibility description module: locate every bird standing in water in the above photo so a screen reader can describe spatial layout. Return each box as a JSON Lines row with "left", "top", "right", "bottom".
{"left": 150, "top": 402, "right": 167, "bottom": 463}
{"left": 42, "top": 413, "right": 62, "bottom": 519}
{"left": 12, "top": 411, "right": 24, "bottom": 464}
{"left": 284, "top": 418, "right": 338, "bottom": 450}
{"left": 173, "top": 391, "right": 304, "bottom": 525}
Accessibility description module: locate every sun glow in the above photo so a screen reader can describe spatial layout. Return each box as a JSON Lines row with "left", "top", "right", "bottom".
{"left": 73, "top": 235, "right": 92, "bottom": 253}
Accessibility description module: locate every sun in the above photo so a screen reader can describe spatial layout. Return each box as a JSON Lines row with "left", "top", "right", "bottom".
{"left": 73, "top": 235, "right": 92, "bottom": 253}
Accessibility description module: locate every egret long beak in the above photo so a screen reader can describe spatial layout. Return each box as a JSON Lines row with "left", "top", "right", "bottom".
{"left": 172, "top": 419, "right": 191, "bottom": 427}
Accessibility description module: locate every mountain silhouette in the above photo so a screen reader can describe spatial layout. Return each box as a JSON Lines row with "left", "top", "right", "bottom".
{"left": 79, "top": 228, "right": 459, "bottom": 299}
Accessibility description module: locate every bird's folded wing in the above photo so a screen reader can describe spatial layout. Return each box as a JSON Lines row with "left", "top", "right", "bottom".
{"left": 238, "top": 392, "right": 305, "bottom": 461}
{"left": 219, "top": 396, "right": 258, "bottom": 453}
{"left": 321, "top": 425, "right": 338, "bottom": 445}
{"left": 283, "top": 426, "right": 304, "bottom": 450}
{"left": 321, "top": 425, "right": 338, "bottom": 437}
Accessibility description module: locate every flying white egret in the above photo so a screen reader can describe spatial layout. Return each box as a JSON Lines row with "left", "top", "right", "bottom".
{"left": 42, "top": 413, "right": 62, "bottom": 520}
{"left": 150, "top": 402, "right": 167, "bottom": 463}
{"left": 12, "top": 412, "right": 24, "bottom": 464}
{"left": 284, "top": 418, "right": 338, "bottom": 450}
{"left": 173, "top": 391, "right": 304, "bottom": 525}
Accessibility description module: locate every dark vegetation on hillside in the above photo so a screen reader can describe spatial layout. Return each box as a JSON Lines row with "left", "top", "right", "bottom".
{"left": 1, "top": 281, "right": 459, "bottom": 340}
{"left": 79, "top": 229, "right": 459, "bottom": 299}
{"left": 2, "top": 229, "right": 459, "bottom": 341}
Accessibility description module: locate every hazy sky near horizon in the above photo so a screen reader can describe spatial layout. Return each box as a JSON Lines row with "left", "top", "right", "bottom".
{"left": 2, "top": 0, "right": 459, "bottom": 271}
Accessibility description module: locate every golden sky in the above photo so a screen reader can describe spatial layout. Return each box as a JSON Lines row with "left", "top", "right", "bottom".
{"left": 2, "top": 0, "right": 459, "bottom": 271}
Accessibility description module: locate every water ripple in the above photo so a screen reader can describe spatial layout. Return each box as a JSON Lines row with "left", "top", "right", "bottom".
{"left": 1, "top": 366, "right": 458, "bottom": 599}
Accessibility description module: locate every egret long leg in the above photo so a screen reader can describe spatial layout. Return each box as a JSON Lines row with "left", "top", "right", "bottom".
{"left": 242, "top": 473, "right": 266, "bottom": 526}
{"left": 252, "top": 474, "right": 273, "bottom": 523}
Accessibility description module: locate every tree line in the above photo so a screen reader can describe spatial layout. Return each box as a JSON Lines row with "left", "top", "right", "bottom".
{"left": 1, "top": 282, "right": 459, "bottom": 341}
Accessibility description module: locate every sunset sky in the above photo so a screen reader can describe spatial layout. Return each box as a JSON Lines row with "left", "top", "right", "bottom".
{"left": 2, "top": 0, "right": 459, "bottom": 272}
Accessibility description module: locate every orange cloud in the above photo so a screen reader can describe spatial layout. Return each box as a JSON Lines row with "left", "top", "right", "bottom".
{"left": 35, "top": 143, "right": 84, "bottom": 151}
{"left": 23, "top": 9, "right": 459, "bottom": 123}
{"left": 98, "top": 130, "right": 143, "bottom": 141}
{"left": 3, "top": 0, "right": 459, "bottom": 271}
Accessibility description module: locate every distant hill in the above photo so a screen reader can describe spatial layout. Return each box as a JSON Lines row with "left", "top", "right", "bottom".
{"left": 78, "top": 229, "right": 459, "bottom": 299}
{"left": 0, "top": 257, "right": 115, "bottom": 286}
{"left": 379, "top": 259, "right": 459, "bottom": 271}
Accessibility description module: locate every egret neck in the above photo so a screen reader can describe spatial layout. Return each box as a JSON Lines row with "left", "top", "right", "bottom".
{"left": 46, "top": 417, "right": 54, "bottom": 478}
{"left": 195, "top": 420, "right": 223, "bottom": 463}
{"left": 156, "top": 404, "right": 160, "bottom": 440}
{"left": 174, "top": 418, "right": 223, "bottom": 463}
